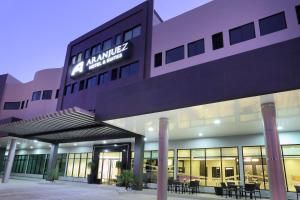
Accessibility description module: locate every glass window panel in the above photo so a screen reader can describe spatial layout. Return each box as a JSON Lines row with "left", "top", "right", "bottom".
{"left": 79, "top": 158, "right": 87, "bottom": 178}
{"left": 222, "top": 157, "right": 239, "bottom": 184}
{"left": 42, "top": 90, "right": 52, "bottom": 100}
{"left": 103, "top": 38, "right": 113, "bottom": 51}
{"left": 284, "top": 156, "right": 300, "bottom": 191}
{"left": 88, "top": 153, "right": 93, "bottom": 159}
{"left": 152, "top": 151, "right": 158, "bottom": 159}
{"left": 178, "top": 150, "right": 190, "bottom": 158}
{"left": 243, "top": 147, "right": 262, "bottom": 156}
{"left": 222, "top": 147, "right": 238, "bottom": 157}
{"left": 115, "top": 34, "right": 122, "bottom": 45}
{"left": 132, "top": 26, "right": 141, "bottom": 38}
{"left": 229, "top": 22, "right": 255, "bottom": 45}
{"left": 192, "top": 149, "right": 205, "bottom": 158}
{"left": 259, "top": 12, "right": 287, "bottom": 36}
{"left": 206, "top": 157, "right": 221, "bottom": 186}
{"left": 177, "top": 156, "right": 191, "bottom": 182}
{"left": 212, "top": 32, "right": 224, "bottom": 50}
{"left": 144, "top": 151, "right": 151, "bottom": 159}
{"left": 3, "top": 102, "right": 20, "bottom": 110}
{"left": 282, "top": 145, "right": 300, "bottom": 156}
{"left": 206, "top": 148, "right": 221, "bottom": 157}
{"left": 165, "top": 45, "right": 184, "bottom": 64}
{"left": 124, "top": 30, "right": 132, "bottom": 42}
{"left": 168, "top": 150, "right": 174, "bottom": 158}
{"left": 73, "top": 158, "right": 80, "bottom": 177}
{"left": 86, "top": 76, "right": 97, "bottom": 89}
{"left": 188, "top": 39, "right": 205, "bottom": 57}
{"left": 67, "top": 158, "right": 74, "bottom": 176}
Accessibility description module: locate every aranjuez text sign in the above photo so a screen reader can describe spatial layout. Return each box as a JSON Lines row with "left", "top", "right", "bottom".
{"left": 70, "top": 42, "right": 130, "bottom": 78}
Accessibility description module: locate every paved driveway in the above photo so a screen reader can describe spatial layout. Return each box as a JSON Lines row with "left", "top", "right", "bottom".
{"left": 0, "top": 179, "right": 227, "bottom": 200}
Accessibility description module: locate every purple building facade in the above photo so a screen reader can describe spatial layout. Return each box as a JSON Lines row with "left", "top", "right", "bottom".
{"left": 1, "top": 0, "right": 300, "bottom": 199}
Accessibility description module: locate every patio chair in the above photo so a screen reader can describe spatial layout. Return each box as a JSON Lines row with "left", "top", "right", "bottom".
{"left": 254, "top": 182, "right": 261, "bottom": 199}
{"left": 295, "top": 185, "right": 300, "bottom": 200}
{"left": 168, "top": 177, "right": 174, "bottom": 192}
{"left": 221, "top": 182, "right": 229, "bottom": 198}
{"left": 187, "top": 181, "right": 199, "bottom": 194}
{"left": 244, "top": 183, "right": 256, "bottom": 199}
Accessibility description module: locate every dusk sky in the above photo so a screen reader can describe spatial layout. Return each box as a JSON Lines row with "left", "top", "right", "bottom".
{"left": 0, "top": 0, "right": 212, "bottom": 83}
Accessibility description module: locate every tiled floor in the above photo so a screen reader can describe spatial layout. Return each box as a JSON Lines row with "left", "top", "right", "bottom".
{"left": 0, "top": 179, "right": 268, "bottom": 200}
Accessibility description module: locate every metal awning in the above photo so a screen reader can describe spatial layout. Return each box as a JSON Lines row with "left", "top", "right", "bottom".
{"left": 0, "top": 107, "right": 138, "bottom": 143}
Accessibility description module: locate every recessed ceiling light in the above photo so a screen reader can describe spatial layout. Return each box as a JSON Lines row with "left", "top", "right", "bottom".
{"left": 198, "top": 133, "right": 203, "bottom": 137}
{"left": 114, "top": 144, "right": 118, "bottom": 147}
{"left": 33, "top": 140, "right": 38, "bottom": 143}
{"left": 214, "top": 119, "right": 221, "bottom": 125}
{"left": 277, "top": 126, "right": 283, "bottom": 131}
{"left": 17, "top": 142, "right": 21, "bottom": 145}
{"left": 144, "top": 137, "right": 147, "bottom": 141}
{"left": 103, "top": 141, "right": 107, "bottom": 144}
{"left": 148, "top": 127, "right": 154, "bottom": 132}
{"left": 49, "top": 144, "right": 52, "bottom": 148}
{"left": 73, "top": 143, "right": 78, "bottom": 146}
{"left": 122, "top": 149, "right": 126, "bottom": 152}
{"left": 30, "top": 146, "right": 33, "bottom": 149}
{"left": 104, "top": 149, "right": 108, "bottom": 152}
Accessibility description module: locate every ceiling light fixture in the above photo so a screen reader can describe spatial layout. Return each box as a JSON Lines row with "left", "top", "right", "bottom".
{"left": 33, "top": 140, "right": 38, "bottom": 143}
{"left": 214, "top": 119, "right": 221, "bottom": 125}
{"left": 73, "top": 143, "right": 78, "bottom": 146}
{"left": 30, "top": 146, "right": 33, "bottom": 149}
{"left": 103, "top": 141, "right": 107, "bottom": 144}
{"left": 148, "top": 127, "right": 154, "bottom": 132}
{"left": 114, "top": 144, "right": 118, "bottom": 147}
{"left": 277, "top": 126, "right": 283, "bottom": 131}
{"left": 198, "top": 133, "right": 203, "bottom": 137}
{"left": 144, "top": 137, "right": 148, "bottom": 141}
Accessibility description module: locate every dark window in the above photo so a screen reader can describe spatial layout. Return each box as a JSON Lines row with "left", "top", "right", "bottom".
{"left": 115, "top": 34, "right": 122, "bottom": 46}
{"left": 4, "top": 102, "right": 20, "bottom": 110}
{"left": 79, "top": 80, "right": 85, "bottom": 91}
{"left": 166, "top": 46, "right": 184, "bottom": 64}
{"left": 229, "top": 22, "right": 256, "bottom": 45}
{"left": 103, "top": 39, "right": 113, "bottom": 51}
{"left": 91, "top": 44, "right": 101, "bottom": 56}
{"left": 296, "top": 5, "right": 300, "bottom": 24}
{"left": 212, "top": 32, "right": 224, "bottom": 50}
{"left": 212, "top": 167, "right": 221, "bottom": 178}
{"left": 111, "top": 68, "right": 118, "bottom": 80}
{"left": 84, "top": 49, "right": 90, "bottom": 59}
{"left": 86, "top": 76, "right": 97, "bottom": 89}
{"left": 124, "top": 25, "right": 141, "bottom": 42}
{"left": 55, "top": 89, "right": 59, "bottom": 99}
{"left": 32, "top": 91, "right": 41, "bottom": 101}
{"left": 188, "top": 39, "right": 205, "bottom": 57}
{"left": 64, "top": 85, "right": 71, "bottom": 96}
{"left": 120, "top": 62, "right": 139, "bottom": 78}
{"left": 154, "top": 53, "right": 162, "bottom": 67}
{"left": 98, "top": 72, "right": 109, "bottom": 85}
{"left": 42, "top": 90, "right": 52, "bottom": 100}
{"left": 71, "top": 82, "right": 78, "bottom": 93}
{"left": 25, "top": 100, "right": 29, "bottom": 108}
{"left": 21, "top": 101, "right": 25, "bottom": 109}
{"left": 259, "top": 12, "right": 287, "bottom": 36}
{"left": 132, "top": 26, "right": 141, "bottom": 38}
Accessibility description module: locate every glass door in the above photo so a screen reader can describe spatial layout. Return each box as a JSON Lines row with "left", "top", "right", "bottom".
{"left": 98, "top": 151, "right": 121, "bottom": 184}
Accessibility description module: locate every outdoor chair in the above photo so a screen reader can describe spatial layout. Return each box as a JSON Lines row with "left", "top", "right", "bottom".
{"left": 254, "top": 182, "right": 261, "bottom": 199}
{"left": 168, "top": 178, "right": 174, "bottom": 192}
{"left": 221, "top": 182, "right": 229, "bottom": 198}
{"left": 244, "top": 183, "right": 256, "bottom": 199}
{"left": 186, "top": 181, "right": 199, "bottom": 194}
{"left": 295, "top": 185, "right": 300, "bottom": 200}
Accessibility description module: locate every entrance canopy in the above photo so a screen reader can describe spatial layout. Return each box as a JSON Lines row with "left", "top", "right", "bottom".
{"left": 0, "top": 107, "right": 137, "bottom": 143}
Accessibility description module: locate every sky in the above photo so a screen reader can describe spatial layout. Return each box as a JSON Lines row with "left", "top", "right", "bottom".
{"left": 0, "top": 0, "right": 212, "bottom": 83}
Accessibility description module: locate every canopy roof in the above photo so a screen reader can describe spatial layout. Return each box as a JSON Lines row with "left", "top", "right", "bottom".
{"left": 0, "top": 107, "right": 137, "bottom": 143}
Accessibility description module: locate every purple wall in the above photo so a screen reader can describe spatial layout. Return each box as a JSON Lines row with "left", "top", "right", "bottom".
{"left": 57, "top": 0, "right": 154, "bottom": 112}
{"left": 95, "top": 37, "right": 300, "bottom": 121}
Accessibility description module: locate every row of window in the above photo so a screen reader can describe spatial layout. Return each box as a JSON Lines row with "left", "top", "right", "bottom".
{"left": 0, "top": 144, "right": 299, "bottom": 192}
{"left": 64, "top": 62, "right": 139, "bottom": 96}
{"left": 31, "top": 90, "right": 54, "bottom": 101}
{"left": 70, "top": 25, "right": 141, "bottom": 65}
{"left": 154, "top": 9, "right": 296, "bottom": 67}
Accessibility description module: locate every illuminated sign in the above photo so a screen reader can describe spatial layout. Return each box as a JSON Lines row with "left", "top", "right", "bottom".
{"left": 71, "top": 42, "right": 130, "bottom": 78}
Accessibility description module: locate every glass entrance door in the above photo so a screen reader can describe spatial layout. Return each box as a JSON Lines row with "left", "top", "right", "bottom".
{"left": 98, "top": 152, "right": 121, "bottom": 184}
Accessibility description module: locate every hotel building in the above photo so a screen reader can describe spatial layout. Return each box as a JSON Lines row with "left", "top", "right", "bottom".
{"left": 1, "top": 0, "right": 300, "bottom": 199}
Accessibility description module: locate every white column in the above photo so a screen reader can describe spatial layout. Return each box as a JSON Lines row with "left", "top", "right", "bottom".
{"left": 173, "top": 148, "right": 178, "bottom": 180}
{"left": 46, "top": 143, "right": 59, "bottom": 181}
{"left": 261, "top": 102, "right": 287, "bottom": 200}
{"left": 157, "top": 118, "right": 169, "bottom": 200}
{"left": 2, "top": 138, "right": 17, "bottom": 183}
{"left": 238, "top": 145, "right": 244, "bottom": 185}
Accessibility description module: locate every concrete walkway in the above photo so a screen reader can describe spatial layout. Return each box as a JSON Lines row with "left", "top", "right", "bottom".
{"left": 0, "top": 179, "right": 230, "bottom": 200}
